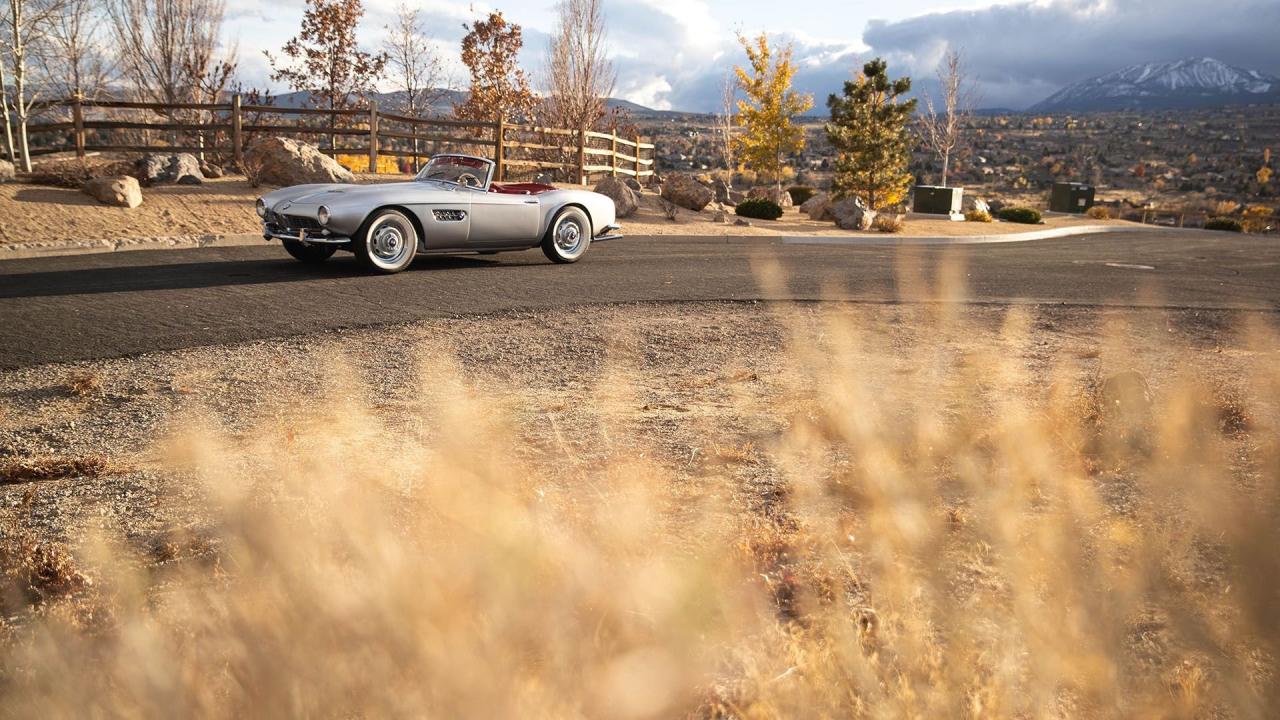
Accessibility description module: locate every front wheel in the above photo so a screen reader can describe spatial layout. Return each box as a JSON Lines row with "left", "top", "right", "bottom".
{"left": 541, "top": 207, "right": 591, "bottom": 264}
{"left": 354, "top": 209, "right": 418, "bottom": 274}
{"left": 282, "top": 238, "right": 337, "bottom": 264}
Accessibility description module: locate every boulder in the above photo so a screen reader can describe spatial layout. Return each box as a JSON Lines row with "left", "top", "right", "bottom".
{"left": 135, "top": 153, "right": 203, "bottom": 186}
{"left": 830, "top": 196, "right": 876, "bottom": 231}
{"left": 728, "top": 190, "right": 746, "bottom": 206}
{"left": 84, "top": 176, "right": 143, "bottom": 208}
{"left": 244, "top": 137, "right": 355, "bottom": 186}
{"left": 800, "top": 192, "right": 833, "bottom": 221}
{"left": 0, "top": 159, "right": 14, "bottom": 182}
{"left": 962, "top": 195, "right": 990, "bottom": 214}
{"left": 593, "top": 176, "right": 639, "bottom": 218}
{"left": 201, "top": 162, "right": 225, "bottom": 179}
{"left": 712, "top": 179, "right": 733, "bottom": 205}
{"left": 748, "top": 186, "right": 794, "bottom": 208}
{"left": 660, "top": 173, "right": 714, "bottom": 212}
{"left": 623, "top": 177, "right": 642, "bottom": 192}
{"left": 734, "top": 218, "right": 751, "bottom": 227}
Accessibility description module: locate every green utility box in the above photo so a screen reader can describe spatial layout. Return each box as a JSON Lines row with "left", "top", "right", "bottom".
{"left": 912, "top": 185, "right": 964, "bottom": 215}
{"left": 1050, "top": 182, "right": 1095, "bottom": 213}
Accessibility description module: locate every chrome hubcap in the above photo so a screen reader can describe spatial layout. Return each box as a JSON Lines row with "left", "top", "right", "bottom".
{"left": 555, "top": 219, "right": 583, "bottom": 254}
{"left": 371, "top": 221, "right": 411, "bottom": 264}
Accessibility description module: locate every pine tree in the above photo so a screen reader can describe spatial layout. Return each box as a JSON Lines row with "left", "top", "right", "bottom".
{"left": 825, "top": 59, "right": 916, "bottom": 210}
{"left": 732, "top": 33, "right": 812, "bottom": 189}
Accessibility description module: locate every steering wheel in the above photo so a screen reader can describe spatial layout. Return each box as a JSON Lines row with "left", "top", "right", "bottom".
{"left": 457, "top": 172, "right": 481, "bottom": 188}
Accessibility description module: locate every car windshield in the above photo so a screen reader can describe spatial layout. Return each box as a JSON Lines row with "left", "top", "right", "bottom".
{"left": 415, "top": 156, "right": 490, "bottom": 188}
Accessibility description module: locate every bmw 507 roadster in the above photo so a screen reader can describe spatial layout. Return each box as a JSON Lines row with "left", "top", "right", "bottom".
{"left": 256, "top": 154, "right": 622, "bottom": 273}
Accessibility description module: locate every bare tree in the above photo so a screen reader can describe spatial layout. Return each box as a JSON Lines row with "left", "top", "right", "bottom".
{"left": 1, "top": 41, "right": 15, "bottom": 162}
{"left": 544, "top": 0, "right": 614, "bottom": 132}
{"left": 714, "top": 70, "right": 735, "bottom": 176}
{"left": 918, "top": 49, "right": 973, "bottom": 187}
{"left": 4, "top": 0, "right": 62, "bottom": 171}
{"left": 42, "top": 0, "right": 114, "bottom": 100}
{"left": 383, "top": 3, "right": 444, "bottom": 117}
{"left": 107, "top": 0, "right": 234, "bottom": 106}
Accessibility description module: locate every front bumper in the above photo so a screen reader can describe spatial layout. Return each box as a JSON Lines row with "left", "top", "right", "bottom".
{"left": 594, "top": 224, "right": 623, "bottom": 242}
{"left": 263, "top": 211, "right": 350, "bottom": 244}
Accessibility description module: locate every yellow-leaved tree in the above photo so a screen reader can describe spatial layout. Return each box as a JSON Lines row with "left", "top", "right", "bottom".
{"left": 732, "top": 33, "right": 813, "bottom": 190}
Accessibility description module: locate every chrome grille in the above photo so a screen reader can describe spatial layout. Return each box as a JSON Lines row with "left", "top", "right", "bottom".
{"left": 432, "top": 209, "right": 467, "bottom": 222}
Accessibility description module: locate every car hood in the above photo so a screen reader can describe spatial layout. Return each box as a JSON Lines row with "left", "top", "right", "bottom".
{"left": 264, "top": 180, "right": 456, "bottom": 209}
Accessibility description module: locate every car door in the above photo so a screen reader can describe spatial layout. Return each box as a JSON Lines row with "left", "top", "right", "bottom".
{"left": 467, "top": 188, "right": 541, "bottom": 247}
{"left": 418, "top": 184, "right": 472, "bottom": 250}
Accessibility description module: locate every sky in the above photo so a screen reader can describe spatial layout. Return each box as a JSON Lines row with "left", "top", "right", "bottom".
{"left": 224, "top": 0, "right": 1280, "bottom": 112}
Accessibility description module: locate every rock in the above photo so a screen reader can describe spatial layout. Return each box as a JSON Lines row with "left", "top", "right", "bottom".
{"left": 201, "top": 162, "right": 224, "bottom": 179}
{"left": 0, "top": 159, "right": 14, "bottom": 182}
{"left": 593, "top": 176, "right": 639, "bottom": 218}
{"left": 623, "top": 177, "right": 642, "bottom": 192}
{"left": 135, "top": 153, "right": 203, "bottom": 186}
{"left": 962, "top": 195, "right": 990, "bottom": 214}
{"left": 800, "top": 192, "right": 833, "bottom": 221}
{"left": 987, "top": 198, "right": 1008, "bottom": 214}
{"left": 660, "top": 173, "right": 713, "bottom": 211}
{"left": 649, "top": 172, "right": 664, "bottom": 187}
{"left": 728, "top": 190, "right": 746, "bottom": 206}
{"left": 748, "top": 186, "right": 794, "bottom": 208}
{"left": 243, "top": 137, "right": 355, "bottom": 186}
{"left": 830, "top": 196, "right": 877, "bottom": 231}
{"left": 711, "top": 209, "right": 727, "bottom": 223}
{"left": 734, "top": 218, "right": 751, "bottom": 227}
{"left": 712, "top": 179, "right": 733, "bottom": 205}
{"left": 83, "top": 176, "right": 143, "bottom": 208}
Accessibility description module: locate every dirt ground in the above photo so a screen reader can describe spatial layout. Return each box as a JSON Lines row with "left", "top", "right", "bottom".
{"left": 0, "top": 170, "right": 1129, "bottom": 249}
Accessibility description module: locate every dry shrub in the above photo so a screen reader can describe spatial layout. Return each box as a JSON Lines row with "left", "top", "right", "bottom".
{"left": 1086, "top": 205, "right": 1112, "bottom": 220}
{"left": 1, "top": 456, "right": 108, "bottom": 485}
{"left": 1212, "top": 200, "right": 1240, "bottom": 217}
{"left": 658, "top": 196, "right": 679, "bottom": 221}
{"left": 65, "top": 371, "right": 103, "bottom": 398}
{"left": 872, "top": 213, "right": 904, "bottom": 233}
{"left": 0, "top": 299, "right": 1278, "bottom": 717}
{"left": 965, "top": 208, "right": 993, "bottom": 223}
{"left": 241, "top": 151, "right": 267, "bottom": 188}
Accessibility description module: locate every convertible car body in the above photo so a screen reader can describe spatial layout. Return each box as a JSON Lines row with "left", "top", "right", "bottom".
{"left": 256, "top": 154, "right": 621, "bottom": 273}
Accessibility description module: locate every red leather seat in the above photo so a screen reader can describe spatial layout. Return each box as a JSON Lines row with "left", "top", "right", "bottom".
{"left": 489, "top": 182, "right": 557, "bottom": 195}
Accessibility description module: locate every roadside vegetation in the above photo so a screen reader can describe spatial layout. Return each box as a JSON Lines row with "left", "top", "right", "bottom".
{"left": 1, "top": 291, "right": 1277, "bottom": 716}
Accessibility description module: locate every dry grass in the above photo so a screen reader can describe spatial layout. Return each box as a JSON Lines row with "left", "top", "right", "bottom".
{"left": 873, "top": 214, "right": 905, "bottom": 233}
{"left": 0, "top": 456, "right": 109, "bottom": 485}
{"left": 0, "top": 290, "right": 1277, "bottom": 717}
{"left": 64, "top": 371, "right": 102, "bottom": 398}
{"left": 1087, "top": 206, "right": 1113, "bottom": 220}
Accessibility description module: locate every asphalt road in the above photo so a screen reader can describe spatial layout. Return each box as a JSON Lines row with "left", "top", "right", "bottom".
{"left": 1, "top": 231, "right": 1277, "bottom": 369}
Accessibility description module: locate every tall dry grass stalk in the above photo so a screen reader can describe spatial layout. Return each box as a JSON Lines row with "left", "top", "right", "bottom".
{"left": 1, "top": 280, "right": 1278, "bottom": 717}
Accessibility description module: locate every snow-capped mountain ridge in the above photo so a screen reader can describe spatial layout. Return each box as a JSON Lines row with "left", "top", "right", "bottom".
{"left": 1031, "top": 58, "right": 1280, "bottom": 112}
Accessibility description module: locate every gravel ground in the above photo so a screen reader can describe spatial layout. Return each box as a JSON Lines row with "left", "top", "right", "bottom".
{"left": 0, "top": 301, "right": 1272, "bottom": 551}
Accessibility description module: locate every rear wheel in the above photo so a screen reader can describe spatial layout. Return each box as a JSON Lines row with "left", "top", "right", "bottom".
{"left": 541, "top": 207, "right": 591, "bottom": 264}
{"left": 282, "top": 238, "right": 337, "bottom": 264}
{"left": 354, "top": 209, "right": 418, "bottom": 274}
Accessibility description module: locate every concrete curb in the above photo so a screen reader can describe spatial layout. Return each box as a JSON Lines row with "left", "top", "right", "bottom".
{"left": 780, "top": 224, "right": 1166, "bottom": 246}
{"left": 0, "top": 233, "right": 270, "bottom": 260}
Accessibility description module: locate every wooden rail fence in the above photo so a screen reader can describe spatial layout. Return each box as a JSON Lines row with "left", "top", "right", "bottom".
{"left": 23, "top": 95, "right": 657, "bottom": 185}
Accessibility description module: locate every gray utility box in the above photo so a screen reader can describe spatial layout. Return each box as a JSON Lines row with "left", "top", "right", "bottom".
{"left": 913, "top": 185, "right": 963, "bottom": 215}
{"left": 1050, "top": 182, "right": 1095, "bottom": 213}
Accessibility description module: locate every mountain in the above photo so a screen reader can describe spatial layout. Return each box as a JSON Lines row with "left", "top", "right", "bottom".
{"left": 265, "top": 90, "right": 664, "bottom": 118}
{"left": 1030, "top": 58, "right": 1280, "bottom": 112}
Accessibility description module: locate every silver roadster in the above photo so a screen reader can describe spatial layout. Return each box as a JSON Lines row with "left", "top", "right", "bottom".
{"left": 256, "top": 154, "right": 621, "bottom": 273}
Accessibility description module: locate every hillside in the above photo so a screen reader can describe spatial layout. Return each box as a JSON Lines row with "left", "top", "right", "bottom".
{"left": 1031, "top": 57, "right": 1280, "bottom": 112}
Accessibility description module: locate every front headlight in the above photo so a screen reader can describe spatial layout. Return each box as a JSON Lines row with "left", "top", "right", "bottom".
{"left": 317, "top": 205, "right": 330, "bottom": 226}
{"left": 255, "top": 198, "right": 267, "bottom": 218}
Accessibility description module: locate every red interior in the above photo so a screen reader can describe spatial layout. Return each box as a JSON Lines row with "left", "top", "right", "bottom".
{"left": 490, "top": 182, "right": 557, "bottom": 195}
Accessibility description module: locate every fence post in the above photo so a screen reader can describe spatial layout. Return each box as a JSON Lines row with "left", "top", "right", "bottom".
{"left": 71, "top": 94, "right": 85, "bottom": 158}
{"left": 494, "top": 113, "right": 505, "bottom": 182}
{"left": 231, "top": 94, "right": 243, "bottom": 169}
{"left": 635, "top": 135, "right": 642, "bottom": 180}
{"left": 610, "top": 132, "right": 617, "bottom": 177}
{"left": 577, "top": 128, "right": 587, "bottom": 186}
{"left": 368, "top": 100, "right": 379, "bottom": 173}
